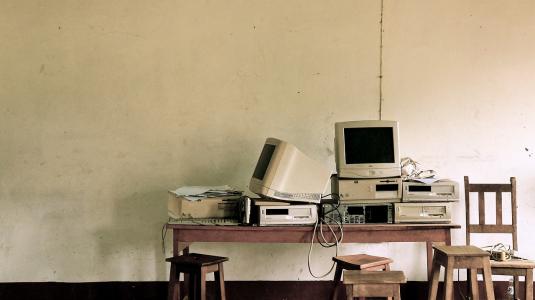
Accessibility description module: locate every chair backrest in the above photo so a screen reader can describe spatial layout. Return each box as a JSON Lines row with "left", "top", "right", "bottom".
{"left": 464, "top": 176, "right": 518, "bottom": 250}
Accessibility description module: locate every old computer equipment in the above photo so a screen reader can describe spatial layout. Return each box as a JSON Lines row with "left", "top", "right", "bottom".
{"left": 402, "top": 180, "right": 459, "bottom": 202}
{"left": 258, "top": 204, "right": 318, "bottom": 226}
{"left": 249, "top": 137, "right": 332, "bottom": 203}
{"left": 335, "top": 120, "right": 401, "bottom": 179}
{"left": 333, "top": 177, "right": 402, "bottom": 203}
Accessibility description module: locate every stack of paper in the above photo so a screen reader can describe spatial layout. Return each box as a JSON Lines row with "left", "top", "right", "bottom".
{"left": 170, "top": 185, "right": 242, "bottom": 201}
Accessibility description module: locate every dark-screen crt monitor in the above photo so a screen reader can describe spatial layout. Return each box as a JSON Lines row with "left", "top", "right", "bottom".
{"left": 335, "top": 120, "right": 401, "bottom": 178}
{"left": 249, "top": 137, "right": 332, "bottom": 203}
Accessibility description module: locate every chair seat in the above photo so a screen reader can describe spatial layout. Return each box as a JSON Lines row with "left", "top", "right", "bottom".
{"left": 433, "top": 245, "right": 489, "bottom": 257}
{"left": 490, "top": 258, "right": 535, "bottom": 269}
{"left": 166, "top": 253, "right": 228, "bottom": 267}
{"left": 344, "top": 270, "right": 406, "bottom": 284}
{"left": 333, "top": 254, "right": 393, "bottom": 270}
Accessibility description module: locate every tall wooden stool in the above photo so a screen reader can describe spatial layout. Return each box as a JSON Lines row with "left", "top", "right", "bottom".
{"left": 428, "top": 245, "right": 495, "bottom": 300}
{"left": 344, "top": 270, "right": 406, "bottom": 300}
{"left": 166, "top": 253, "right": 228, "bottom": 300}
{"left": 331, "top": 254, "right": 393, "bottom": 300}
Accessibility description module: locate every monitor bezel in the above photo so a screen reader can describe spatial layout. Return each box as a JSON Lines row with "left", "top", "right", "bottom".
{"left": 335, "top": 120, "right": 401, "bottom": 178}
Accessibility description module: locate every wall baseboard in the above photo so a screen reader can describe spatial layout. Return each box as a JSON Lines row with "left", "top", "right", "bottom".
{"left": 0, "top": 280, "right": 522, "bottom": 300}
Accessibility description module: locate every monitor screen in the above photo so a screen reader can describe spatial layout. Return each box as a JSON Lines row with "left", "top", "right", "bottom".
{"left": 335, "top": 120, "right": 401, "bottom": 178}
{"left": 344, "top": 127, "right": 395, "bottom": 164}
{"left": 252, "top": 144, "right": 276, "bottom": 180}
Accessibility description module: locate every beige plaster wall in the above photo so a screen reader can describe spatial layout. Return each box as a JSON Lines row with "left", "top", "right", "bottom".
{"left": 1, "top": 0, "right": 534, "bottom": 282}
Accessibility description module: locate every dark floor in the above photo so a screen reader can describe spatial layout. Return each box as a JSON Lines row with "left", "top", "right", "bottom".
{"left": 0, "top": 280, "right": 516, "bottom": 300}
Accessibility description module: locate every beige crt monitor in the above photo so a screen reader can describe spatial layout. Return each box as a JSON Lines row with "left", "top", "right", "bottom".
{"left": 249, "top": 137, "right": 332, "bottom": 203}
{"left": 335, "top": 120, "right": 401, "bottom": 179}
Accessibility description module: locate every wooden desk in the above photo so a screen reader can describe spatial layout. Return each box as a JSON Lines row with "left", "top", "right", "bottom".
{"left": 167, "top": 223, "right": 460, "bottom": 279}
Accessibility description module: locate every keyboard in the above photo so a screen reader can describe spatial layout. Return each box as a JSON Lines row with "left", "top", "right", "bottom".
{"left": 168, "top": 218, "right": 240, "bottom": 226}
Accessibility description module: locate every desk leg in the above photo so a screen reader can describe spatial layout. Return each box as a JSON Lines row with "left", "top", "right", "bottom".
{"left": 172, "top": 230, "right": 181, "bottom": 256}
{"left": 426, "top": 241, "right": 445, "bottom": 280}
{"left": 172, "top": 229, "right": 193, "bottom": 300}
{"left": 426, "top": 241, "right": 433, "bottom": 280}
{"left": 427, "top": 238, "right": 450, "bottom": 280}
{"left": 172, "top": 229, "right": 191, "bottom": 256}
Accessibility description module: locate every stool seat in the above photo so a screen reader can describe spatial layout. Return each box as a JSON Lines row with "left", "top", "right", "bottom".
{"left": 333, "top": 254, "right": 393, "bottom": 270}
{"left": 490, "top": 258, "right": 535, "bottom": 269}
{"left": 166, "top": 253, "right": 228, "bottom": 266}
{"left": 428, "top": 245, "right": 495, "bottom": 300}
{"left": 167, "top": 253, "right": 228, "bottom": 300}
{"left": 344, "top": 270, "right": 406, "bottom": 300}
{"left": 433, "top": 245, "right": 488, "bottom": 257}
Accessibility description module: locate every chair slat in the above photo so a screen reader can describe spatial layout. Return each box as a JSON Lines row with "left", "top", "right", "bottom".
{"left": 478, "top": 192, "right": 485, "bottom": 225}
{"left": 496, "top": 192, "right": 503, "bottom": 225}
{"left": 469, "top": 184, "right": 512, "bottom": 193}
{"left": 469, "top": 224, "right": 514, "bottom": 234}
{"left": 511, "top": 177, "right": 518, "bottom": 251}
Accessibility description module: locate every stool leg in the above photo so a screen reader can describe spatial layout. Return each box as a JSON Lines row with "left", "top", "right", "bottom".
{"left": 444, "top": 257, "right": 454, "bottom": 300}
{"left": 525, "top": 269, "right": 533, "bottom": 300}
{"left": 168, "top": 264, "right": 180, "bottom": 300}
{"left": 198, "top": 270, "right": 206, "bottom": 300}
{"left": 393, "top": 284, "right": 401, "bottom": 300}
{"left": 385, "top": 264, "right": 393, "bottom": 300}
{"left": 189, "top": 272, "right": 197, "bottom": 300}
{"left": 469, "top": 268, "right": 479, "bottom": 300}
{"left": 331, "top": 265, "right": 343, "bottom": 300}
{"left": 214, "top": 263, "right": 226, "bottom": 300}
{"left": 184, "top": 273, "right": 191, "bottom": 300}
{"left": 428, "top": 259, "right": 441, "bottom": 300}
{"left": 346, "top": 284, "right": 353, "bottom": 300}
{"left": 481, "top": 259, "right": 495, "bottom": 300}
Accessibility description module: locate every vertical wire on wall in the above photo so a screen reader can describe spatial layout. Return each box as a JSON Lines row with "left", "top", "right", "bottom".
{"left": 378, "top": 0, "right": 384, "bottom": 120}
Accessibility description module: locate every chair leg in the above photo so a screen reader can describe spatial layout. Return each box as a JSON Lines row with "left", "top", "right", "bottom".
{"left": 214, "top": 263, "right": 226, "bottom": 300}
{"left": 525, "top": 269, "right": 533, "bottom": 300}
{"left": 168, "top": 264, "right": 180, "bottom": 300}
{"left": 513, "top": 275, "right": 519, "bottom": 300}
{"left": 331, "top": 265, "right": 343, "bottom": 300}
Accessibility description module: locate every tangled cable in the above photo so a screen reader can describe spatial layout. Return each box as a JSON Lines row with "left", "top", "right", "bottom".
{"left": 482, "top": 243, "right": 513, "bottom": 261}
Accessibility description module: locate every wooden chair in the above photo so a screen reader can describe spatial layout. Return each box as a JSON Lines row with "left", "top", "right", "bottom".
{"left": 331, "top": 254, "right": 393, "bottom": 300}
{"left": 344, "top": 270, "right": 406, "bottom": 300}
{"left": 465, "top": 176, "right": 534, "bottom": 300}
{"left": 166, "top": 253, "right": 228, "bottom": 300}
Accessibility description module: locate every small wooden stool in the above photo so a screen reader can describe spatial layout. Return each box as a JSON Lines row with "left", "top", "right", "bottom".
{"left": 166, "top": 253, "right": 228, "bottom": 300}
{"left": 344, "top": 270, "right": 406, "bottom": 300}
{"left": 428, "top": 245, "right": 495, "bottom": 300}
{"left": 331, "top": 254, "right": 393, "bottom": 300}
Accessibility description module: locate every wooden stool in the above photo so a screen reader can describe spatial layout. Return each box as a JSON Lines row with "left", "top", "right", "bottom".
{"left": 344, "top": 270, "right": 406, "bottom": 300}
{"left": 166, "top": 253, "right": 228, "bottom": 300}
{"left": 428, "top": 245, "right": 495, "bottom": 300}
{"left": 331, "top": 254, "right": 393, "bottom": 300}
